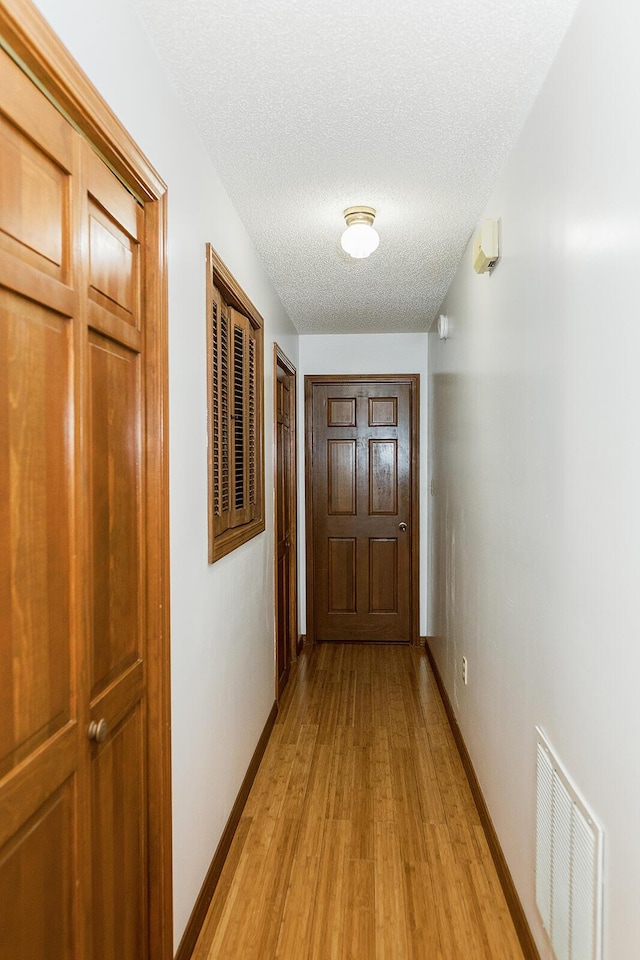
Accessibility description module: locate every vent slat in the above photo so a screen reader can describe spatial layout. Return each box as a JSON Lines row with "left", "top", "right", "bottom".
{"left": 551, "top": 779, "right": 572, "bottom": 960}
{"left": 571, "top": 808, "right": 597, "bottom": 960}
{"left": 536, "top": 744, "right": 554, "bottom": 934}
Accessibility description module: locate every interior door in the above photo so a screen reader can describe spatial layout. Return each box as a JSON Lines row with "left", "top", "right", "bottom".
{"left": 0, "top": 47, "right": 162, "bottom": 960}
{"left": 0, "top": 49, "right": 82, "bottom": 960}
{"left": 275, "top": 348, "right": 297, "bottom": 697}
{"left": 306, "top": 376, "right": 418, "bottom": 643}
{"left": 83, "top": 141, "right": 149, "bottom": 960}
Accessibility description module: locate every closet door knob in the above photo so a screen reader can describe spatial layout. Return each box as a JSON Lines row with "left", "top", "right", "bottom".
{"left": 88, "top": 719, "right": 109, "bottom": 743}
{"left": 399, "top": 522, "right": 408, "bottom": 532}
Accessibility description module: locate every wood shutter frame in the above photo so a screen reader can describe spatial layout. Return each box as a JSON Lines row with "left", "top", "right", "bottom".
{"left": 207, "top": 244, "right": 264, "bottom": 562}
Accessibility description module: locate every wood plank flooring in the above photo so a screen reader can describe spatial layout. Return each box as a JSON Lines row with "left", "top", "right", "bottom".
{"left": 192, "top": 644, "right": 525, "bottom": 960}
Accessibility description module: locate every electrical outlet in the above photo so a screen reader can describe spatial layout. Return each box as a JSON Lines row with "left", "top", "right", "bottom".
{"left": 462, "top": 656, "right": 468, "bottom": 685}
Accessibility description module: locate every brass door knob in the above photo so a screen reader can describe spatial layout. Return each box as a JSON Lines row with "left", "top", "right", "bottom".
{"left": 399, "top": 522, "right": 408, "bottom": 532}
{"left": 88, "top": 719, "right": 109, "bottom": 743}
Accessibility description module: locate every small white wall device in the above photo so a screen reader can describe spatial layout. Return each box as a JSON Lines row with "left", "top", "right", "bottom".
{"left": 473, "top": 219, "right": 500, "bottom": 274}
{"left": 438, "top": 314, "right": 449, "bottom": 340}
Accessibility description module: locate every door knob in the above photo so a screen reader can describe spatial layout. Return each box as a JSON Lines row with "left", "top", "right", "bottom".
{"left": 399, "top": 522, "right": 408, "bottom": 532}
{"left": 88, "top": 719, "right": 109, "bottom": 743}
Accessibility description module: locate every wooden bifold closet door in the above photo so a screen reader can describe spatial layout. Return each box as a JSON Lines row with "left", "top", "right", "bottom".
{"left": 0, "top": 37, "right": 169, "bottom": 960}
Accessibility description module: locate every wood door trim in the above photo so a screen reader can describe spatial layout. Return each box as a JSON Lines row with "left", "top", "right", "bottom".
{"left": 0, "top": 0, "right": 166, "bottom": 201}
{"left": 273, "top": 345, "right": 298, "bottom": 699}
{"left": 0, "top": 4, "right": 173, "bottom": 957}
{"left": 304, "top": 374, "right": 420, "bottom": 646}
{"left": 211, "top": 247, "right": 265, "bottom": 330}
{"left": 142, "top": 195, "right": 172, "bottom": 958}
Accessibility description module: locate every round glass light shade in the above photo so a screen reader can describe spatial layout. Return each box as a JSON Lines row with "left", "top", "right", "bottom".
{"left": 341, "top": 222, "right": 380, "bottom": 259}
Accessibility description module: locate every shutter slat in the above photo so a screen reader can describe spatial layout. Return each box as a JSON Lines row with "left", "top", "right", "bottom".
{"left": 212, "top": 297, "right": 220, "bottom": 517}
{"left": 233, "top": 323, "right": 245, "bottom": 511}
{"left": 220, "top": 311, "right": 230, "bottom": 513}
{"left": 249, "top": 335, "right": 256, "bottom": 509}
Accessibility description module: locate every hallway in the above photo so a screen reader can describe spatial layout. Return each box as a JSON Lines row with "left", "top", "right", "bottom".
{"left": 192, "top": 644, "right": 525, "bottom": 960}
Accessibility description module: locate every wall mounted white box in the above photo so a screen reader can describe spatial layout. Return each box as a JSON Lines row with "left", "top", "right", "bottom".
{"left": 472, "top": 219, "right": 500, "bottom": 273}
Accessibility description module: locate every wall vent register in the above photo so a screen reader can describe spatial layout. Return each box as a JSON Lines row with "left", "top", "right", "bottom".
{"left": 535, "top": 727, "right": 604, "bottom": 960}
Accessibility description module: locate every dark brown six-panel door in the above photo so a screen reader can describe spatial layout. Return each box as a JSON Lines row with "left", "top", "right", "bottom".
{"left": 306, "top": 376, "right": 418, "bottom": 643}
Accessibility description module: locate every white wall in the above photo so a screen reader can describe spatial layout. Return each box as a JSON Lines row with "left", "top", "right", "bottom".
{"left": 428, "top": 0, "right": 640, "bottom": 957}
{"left": 30, "top": 0, "right": 298, "bottom": 948}
{"left": 299, "top": 333, "right": 429, "bottom": 636}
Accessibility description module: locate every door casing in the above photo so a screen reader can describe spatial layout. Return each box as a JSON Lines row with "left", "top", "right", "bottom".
{"left": 274, "top": 345, "right": 298, "bottom": 697}
{"left": 304, "top": 373, "right": 420, "bottom": 646}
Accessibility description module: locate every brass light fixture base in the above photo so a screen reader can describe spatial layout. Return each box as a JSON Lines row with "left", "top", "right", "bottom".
{"left": 343, "top": 205, "right": 376, "bottom": 227}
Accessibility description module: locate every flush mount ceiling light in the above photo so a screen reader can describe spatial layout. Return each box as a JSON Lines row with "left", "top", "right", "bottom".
{"left": 340, "top": 205, "right": 379, "bottom": 259}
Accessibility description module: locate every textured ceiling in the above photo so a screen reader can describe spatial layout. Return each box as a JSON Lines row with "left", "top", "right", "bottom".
{"left": 134, "top": 0, "right": 580, "bottom": 334}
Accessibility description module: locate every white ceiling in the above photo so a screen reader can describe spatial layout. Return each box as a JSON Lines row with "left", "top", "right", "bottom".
{"left": 134, "top": 0, "right": 580, "bottom": 334}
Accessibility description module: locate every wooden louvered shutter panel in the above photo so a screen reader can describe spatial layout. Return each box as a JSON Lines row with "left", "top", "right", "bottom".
{"left": 230, "top": 308, "right": 251, "bottom": 527}
{"left": 212, "top": 288, "right": 232, "bottom": 539}
{"left": 206, "top": 242, "right": 265, "bottom": 562}
{"left": 220, "top": 307, "right": 231, "bottom": 520}
{"left": 248, "top": 324, "right": 258, "bottom": 520}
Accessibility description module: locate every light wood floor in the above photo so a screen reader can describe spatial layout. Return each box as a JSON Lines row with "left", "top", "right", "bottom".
{"left": 192, "top": 644, "right": 525, "bottom": 960}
